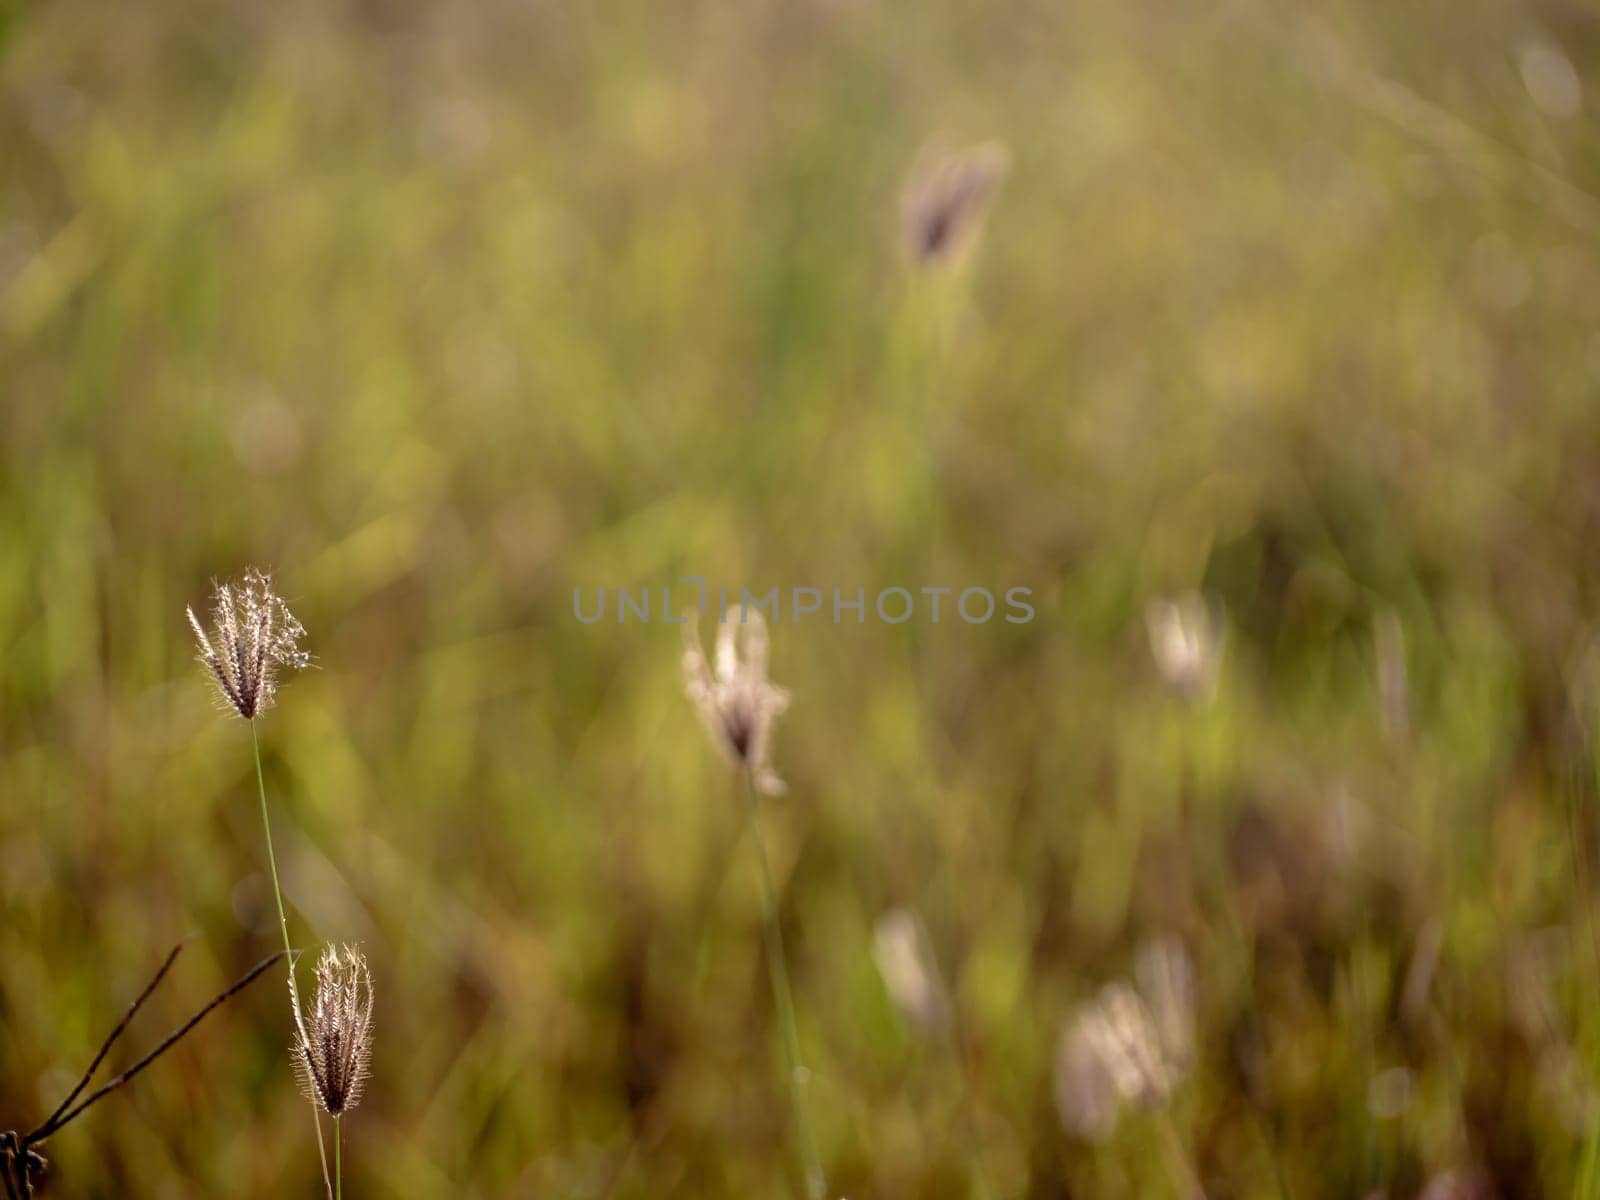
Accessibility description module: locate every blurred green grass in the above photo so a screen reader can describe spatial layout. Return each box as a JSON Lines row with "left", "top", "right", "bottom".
{"left": 5, "top": 0, "right": 1600, "bottom": 1195}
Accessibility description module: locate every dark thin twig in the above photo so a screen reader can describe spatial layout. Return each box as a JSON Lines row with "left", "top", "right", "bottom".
{"left": 4, "top": 946, "right": 286, "bottom": 1194}
{"left": 1, "top": 1130, "right": 45, "bottom": 1200}
{"left": 29, "top": 949, "right": 286, "bottom": 1142}
{"left": 1, "top": 1132, "right": 20, "bottom": 1200}
{"left": 39, "top": 941, "right": 189, "bottom": 1133}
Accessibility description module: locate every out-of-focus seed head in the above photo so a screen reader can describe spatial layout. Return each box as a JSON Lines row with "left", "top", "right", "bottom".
{"left": 1085, "top": 982, "right": 1174, "bottom": 1108}
{"left": 1367, "top": 1066, "right": 1415, "bottom": 1120}
{"left": 872, "top": 908, "right": 950, "bottom": 1035}
{"left": 902, "top": 141, "right": 1009, "bottom": 268}
{"left": 1536, "top": 1041, "right": 1600, "bottom": 1135}
{"left": 1145, "top": 592, "right": 1224, "bottom": 704}
{"left": 1135, "top": 936, "right": 1196, "bottom": 1078}
{"left": 291, "top": 945, "right": 374, "bottom": 1118}
{"left": 682, "top": 606, "right": 790, "bottom": 795}
{"left": 1055, "top": 938, "right": 1197, "bottom": 1140}
{"left": 186, "top": 568, "right": 309, "bottom": 720}
{"left": 1054, "top": 1006, "right": 1122, "bottom": 1141}
{"left": 1419, "top": 1170, "right": 1494, "bottom": 1200}
{"left": 1400, "top": 917, "right": 1443, "bottom": 1023}
{"left": 1375, "top": 609, "right": 1410, "bottom": 745}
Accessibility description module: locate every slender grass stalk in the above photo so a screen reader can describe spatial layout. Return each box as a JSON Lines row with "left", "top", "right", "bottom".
{"left": 1578, "top": 1118, "right": 1600, "bottom": 1200}
{"left": 315, "top": 1108, "right": 331, "bottom": 1197}
{"left": 740, "top": 767, "right": 824, "bottom": 1200}
{"left": 335, "top": 1115, "right": 342, "bottom": 1200}
{"left": 1567, "top": 773, "right": 1600, "bottom": 1200}
{"left": 250, "top": 720, "right": 333, "bottom": 1199}
{"left": 251, "top": 722, "right": 292, "bottom": 964}
{"left": 1565, "top": 782, "right": 1600, "bottom": 995}
{"left": 945, "top": 1023, "right": 997, "bottom": 1200}
{"left": 1155, "top": 1109, "right": 1206, "bottom": 1200}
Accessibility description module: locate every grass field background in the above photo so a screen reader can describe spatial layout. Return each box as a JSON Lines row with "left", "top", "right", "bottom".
{"left": 5, "top": 0, "right": 1600, "bottom": 1195}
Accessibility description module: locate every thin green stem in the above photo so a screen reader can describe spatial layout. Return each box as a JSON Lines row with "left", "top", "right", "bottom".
{"left": 1568, "top": 777, "right": 1600, "bottom": 1200}
{"left": 1578, "top": 1120, "right": 1599, "bottom": 1200}
{"left": 314, "top": 1112, "right": 331, "bottom": 1199}
{"left": 251, "top": 720, "right": 333, "bottom": 1200}
{"left": 1155, "top": 1108, "right": 1206, "bottom": 1200}
{"left": 251, "top": 722, "right": 292, "bottom": 963}
{"left": 943, "top": 1021, "right": 997, "bottom": 1200}
{"left": 741, "top": 768, "right": 824, "bottom": 1200}
{"left": 335, "top": 1115, "right": 343, "bottom": 1200}
{"left": 1566, "top": 787, "right": 1600, "bottom": 998}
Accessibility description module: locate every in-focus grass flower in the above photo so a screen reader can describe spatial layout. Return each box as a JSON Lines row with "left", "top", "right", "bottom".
{"left": 292, "top": 945, "right": 374, "bottom": 1200}
{"left": 292, "top": 945, "right": 375, "bottom": 1120}
{"left": 186, "top": 568, "right": 310, "bottom": 720}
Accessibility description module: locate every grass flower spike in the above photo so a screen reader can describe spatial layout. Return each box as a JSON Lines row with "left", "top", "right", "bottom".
{"left": 292, "top": 946, "right": 374, "bottom": 1200}
{"left": 187, "top": 568, "right": 310, "bottom": 720}
{"left": 292, "top": 946, "right": 375, "bottom": 1120}
{"left": 682, "top": 606, "right": 790, "bottom": 795}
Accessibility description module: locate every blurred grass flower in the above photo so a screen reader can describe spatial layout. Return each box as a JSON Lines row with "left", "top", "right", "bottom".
{"left": 682, "top": 606, "right": 790, "bottom": 795}
{"left": 1374, "top": 609, "right": 1410, "bottom": 745}
{"left": 1049, "top": 947, "right": 1203, "bottom": 1196}
{"left": 1055, "top": 939, "right": 1199, "bottom": 1195}
{"left": 1135, "top": 936, "right": 1196, "bottom": 1081}
{"left": 872, "top": 908, "right": 950, "bottom": 1035}
{"left": 902, "top": 141, "right": 1009, "bottom": 268}
{"left": 1054, "top": 1009, "right": 1122, "bottom": 1142}
{"left": 1145, "top": 593, "right": 1224, "bottom": 704}
{"left": 1080, "top": 982, "right": 1179, "bottom": 1109}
